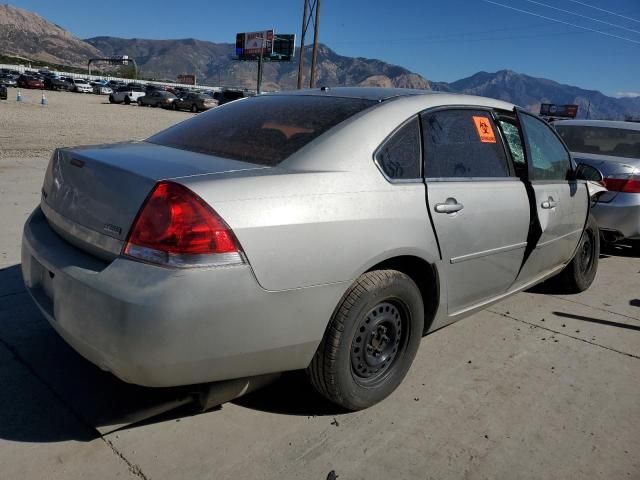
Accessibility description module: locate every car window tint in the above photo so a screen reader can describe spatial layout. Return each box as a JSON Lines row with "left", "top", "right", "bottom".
{"left": 148, "top": 95, "right": 377, "bottom": 166}
{"left": 555, "top": 125, "right": 640, "bottom": 160}
{"left": 498, "top": 120, "right": 525, "bottom": 167}
{"left": 375, "top": 117, "right": 421, "bottom": 180}
{"left": 520, "top": 114, "right": 571, "bottom": 181}
{"left": 422, "top": 109, "right": 510, "bottom": 178}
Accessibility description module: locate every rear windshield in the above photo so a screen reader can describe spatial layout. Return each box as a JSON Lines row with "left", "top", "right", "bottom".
{"left": 555, "top": 125, "right": 640, "bottom": 159}
{"left": 148, "top": 95, "right": 377, "bottom": 166}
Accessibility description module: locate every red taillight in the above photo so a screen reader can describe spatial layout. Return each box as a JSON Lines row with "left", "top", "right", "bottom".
{"left": 123, "top": 181, "right": 243, "bottom": 267}
{"left": 603, "top": 175, "right": 640, "bottom": 193}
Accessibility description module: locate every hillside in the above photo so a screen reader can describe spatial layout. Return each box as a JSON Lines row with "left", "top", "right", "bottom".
{"left": 0, "top": 4, "right": 101, "bottom": 66}
{"left": 442, "top": 70, "right": 637, "bottom": 120}
{"left": 85, "top": 37, "right": 430, "bottom": 90}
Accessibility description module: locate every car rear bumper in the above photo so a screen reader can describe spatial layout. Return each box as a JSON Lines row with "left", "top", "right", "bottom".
{"left": 22, "top": 207, "right": 343, "bottom": 387}
{"left": 592, "top": 192, "right": 640, "bottom": 240}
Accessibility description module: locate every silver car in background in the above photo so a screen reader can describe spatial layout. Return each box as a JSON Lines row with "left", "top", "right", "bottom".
{"left": 22, "top": 88, "right": 598, "bottom": 410}
{"left": 555, "top": 120, "right": 640, "bottom": 246}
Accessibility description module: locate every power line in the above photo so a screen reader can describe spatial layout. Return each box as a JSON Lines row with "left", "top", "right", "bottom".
{"left": 329, "top": 25, "right": 622, "bottom": 47}
{"left": 482, "top": 0, "right": 640, "bottom": 45}
{"left": 524, "top": 0, "right": 640, "bottom": 35}
{"left": 566, "top": 0, "right": 640, "bottom": 24}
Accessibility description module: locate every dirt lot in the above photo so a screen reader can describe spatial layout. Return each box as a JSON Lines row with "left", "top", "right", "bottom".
{"left": 0, "top": 91, "right": 639, "bottom": 480}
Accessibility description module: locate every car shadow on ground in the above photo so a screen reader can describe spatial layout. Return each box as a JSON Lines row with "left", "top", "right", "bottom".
{"left": 0, "top": 263, "right": 337, "bottom": 443}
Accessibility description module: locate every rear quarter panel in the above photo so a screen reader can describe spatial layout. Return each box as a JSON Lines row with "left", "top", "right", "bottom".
{"left": 178, "top": 96, "right": 445, "bottom": 292}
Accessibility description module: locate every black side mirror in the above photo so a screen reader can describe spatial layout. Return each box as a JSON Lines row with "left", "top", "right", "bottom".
{"left": 575, "top": 163, "right": 604, "bottom": 182}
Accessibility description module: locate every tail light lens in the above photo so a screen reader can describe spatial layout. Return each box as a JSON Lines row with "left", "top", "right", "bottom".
{"left": 603, "top": 174, "right": 640, "bottom": 193}
{"left": 123, "top": 181, "right": 244, "bottom": 268}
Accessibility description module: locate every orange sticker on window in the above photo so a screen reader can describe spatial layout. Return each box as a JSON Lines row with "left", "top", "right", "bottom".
{"left": 472, "top": 116, "right": 497, "bottom": 143}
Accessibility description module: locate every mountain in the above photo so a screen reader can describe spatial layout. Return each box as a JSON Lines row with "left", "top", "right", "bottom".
{"left": 85, "top": 37, "right": 430, "bottom": 90}
{"left": 0, "top": 4, "right": 101, "bottom": 66}
{"left": 0, "top": 4, "right": 638, "bottom": 119}
{"left": 437, "top": 70, "right": 637, "bottom": 120}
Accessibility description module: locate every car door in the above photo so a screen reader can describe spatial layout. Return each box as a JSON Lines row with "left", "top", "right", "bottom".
{"left": 421, "top": 108, "right": 531, "bottom": 315}
{"left": 511, "top": 109, "right": 589, "bottom": 285}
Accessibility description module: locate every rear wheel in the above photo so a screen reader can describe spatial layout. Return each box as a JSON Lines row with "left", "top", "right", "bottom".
{"left": 552, "top": 214, "right": 599, "bottom": 293}
{"left": 108, "top": 95, "right": 115, "bottom": 104}
{"left": 191, "top": 104, "right": 198, "bottom": 113}
{"left": 307, "top": 270, "right": 424, "bottom": 411}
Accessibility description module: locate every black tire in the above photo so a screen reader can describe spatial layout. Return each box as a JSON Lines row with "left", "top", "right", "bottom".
{"left": 191, "top": 104, "right": 198, "bottom": 113}
{"left": 124, "top": 96, "right": 131, "bottom": 105}
{"left": 108, "top": 95, "right": 115, "bottom": 104}
{"left": 553, "top": 214, "right": 600, "bottom": 293}
{"left": 307, "top": 270, "right": 424, "bottom": 411}
{"left": 172, "top": 102, "right": 177, "bottom": 111}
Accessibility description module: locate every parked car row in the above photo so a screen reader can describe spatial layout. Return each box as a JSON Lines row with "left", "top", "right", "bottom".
{"left": 109, "top": 84, "right": 250, "bottom": 112}
{"left": 0, "top": 68, "right": 251, "bottom": 110}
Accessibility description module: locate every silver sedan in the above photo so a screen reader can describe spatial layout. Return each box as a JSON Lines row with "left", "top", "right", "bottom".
{"left": 554, "top": 119, "right": 640, "bottom": 247}
{"left": 22, "top": 88, "right": 598, "bottom": 410}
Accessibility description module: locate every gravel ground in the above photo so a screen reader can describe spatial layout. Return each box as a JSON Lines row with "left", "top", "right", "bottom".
{"left": 0, "top": 89, "right": 189, "bottom": 160}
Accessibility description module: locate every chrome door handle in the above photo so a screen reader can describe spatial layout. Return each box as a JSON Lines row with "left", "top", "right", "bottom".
{"left": 541, "top": 197, "right": 557, "bottom": 209}
{"left": 434, "top": 198, "right": 464, "bottom": 214}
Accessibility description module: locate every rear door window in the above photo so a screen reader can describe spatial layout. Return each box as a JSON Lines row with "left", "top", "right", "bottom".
{"left": 421, "top": 109, "right": 510, "bottom": 178}
{"left": 148, "top": 95, "right": 377, "bottom": 166}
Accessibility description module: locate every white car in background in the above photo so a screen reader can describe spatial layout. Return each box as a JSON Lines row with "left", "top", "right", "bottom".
{"left": 93, "top": 84, "right": 113, "bottom": 95}
{"left": 109, "top": 85, "right": 146, "bottom": 104}
{"left": 70, "top": 79, "right": 92, "bottom": 93}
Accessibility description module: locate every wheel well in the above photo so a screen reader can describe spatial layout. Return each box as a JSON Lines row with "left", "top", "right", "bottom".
{"left": 366, "top": 256, "right": 439, "bottom": 335}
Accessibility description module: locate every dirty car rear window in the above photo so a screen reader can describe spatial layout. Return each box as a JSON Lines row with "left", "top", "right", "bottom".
{"left": 147, "top": 95, "right": 377, "bottom": 166}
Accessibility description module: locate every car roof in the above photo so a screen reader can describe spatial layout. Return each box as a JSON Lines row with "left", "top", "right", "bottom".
{"left": 268, "top": 87, "right": 437, "bottom": 101}
{"left": 266, "top": 87, "right": 516, "bottom": 110}
{"left": 554, "top": 119, "right": 640, "bottom": 131}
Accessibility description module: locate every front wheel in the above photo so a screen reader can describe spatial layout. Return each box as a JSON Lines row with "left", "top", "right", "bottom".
{"left": 191, "top": 104, "right": 198, "bottom": 113}
{"left": 307, "top": 270, "right": 424, "bottom": 411}
{"left": 124, "top": 96, "right": 131, "bottom": 105}
{"left": 553, "top": 214, "right": 600, "bottom": 293}
{"left": 109, "top": 95, "right": 115, "bottom": 104}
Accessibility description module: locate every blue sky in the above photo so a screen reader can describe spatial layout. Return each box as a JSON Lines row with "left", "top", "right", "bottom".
{"left": 9, "top": 0, "right": 640, "bottom": 97}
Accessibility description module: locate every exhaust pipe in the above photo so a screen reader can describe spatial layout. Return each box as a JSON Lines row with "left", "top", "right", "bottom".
{"left": 194, "top": 373, "right": 281, "bottom": 411}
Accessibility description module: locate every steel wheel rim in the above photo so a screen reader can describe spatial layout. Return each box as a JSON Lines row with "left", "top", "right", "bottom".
{"left": 579, "top": 227, "right": 595, "bottom": 274}
{"left": 350, "top": 300, "right": 409, "bottom": 386}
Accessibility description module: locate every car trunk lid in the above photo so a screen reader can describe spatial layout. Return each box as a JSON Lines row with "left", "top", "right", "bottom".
{"left": 41, "top": 141, "right": 266, "bottom": 260}
{"left": 573, "top": 152, "right": 640, "bottom": 202}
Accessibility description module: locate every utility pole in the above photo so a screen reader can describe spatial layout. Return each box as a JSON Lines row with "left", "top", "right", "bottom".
{"left": 296, "top": 0, "right": 309, "bottom": 89}
{"left": 297, "top": 0, "right": 320, "bottom": 89}
{"left": 257, "top": 35, "right": 265, "bottom": 94}
{"left": 309, "top": 0, "right": 321, "bottom": 88}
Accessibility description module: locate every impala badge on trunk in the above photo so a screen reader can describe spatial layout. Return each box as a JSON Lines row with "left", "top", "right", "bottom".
{"left": 103, "top": 223, "right": 122, "bottom": 236}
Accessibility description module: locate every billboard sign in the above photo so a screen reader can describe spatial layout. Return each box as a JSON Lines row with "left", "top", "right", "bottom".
{"left": 272, "top": 34, "right": 296, "bottom": 61}
{"left": 236, "top": 30, "right": 273, "bottom": 60}
{"left": 177, "top": 74, "right": 196, "bottom": 85}
{"left": 540, "top": 103, "right": 579, "bottom": 118}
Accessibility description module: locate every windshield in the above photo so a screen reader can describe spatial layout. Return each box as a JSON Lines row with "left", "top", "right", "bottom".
{"left": 555, "top": 124, "right": 640, "bottom": 159}
{"left": 148, "top": 95, "right": 377, "bottom": 166}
